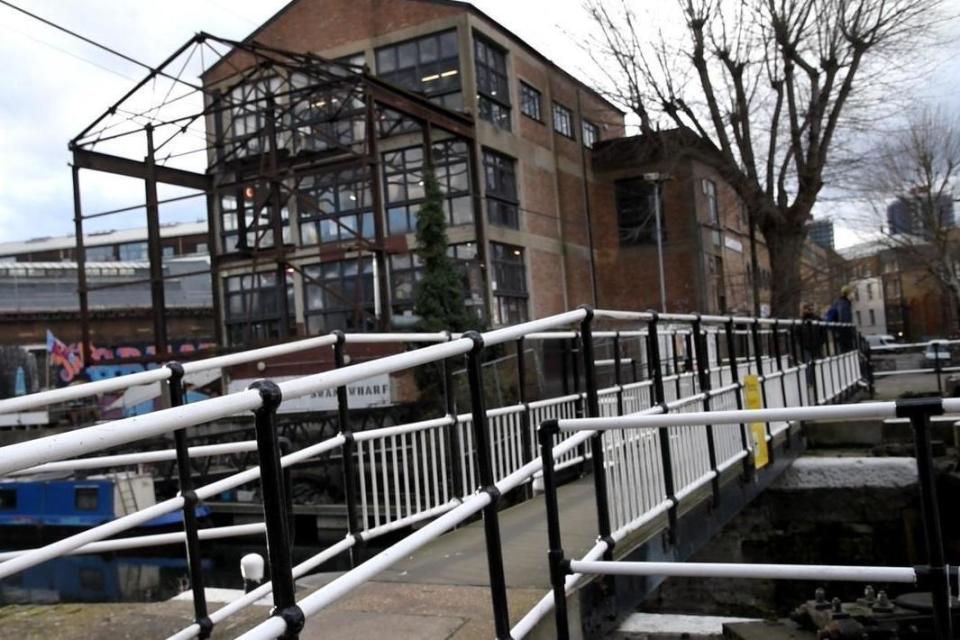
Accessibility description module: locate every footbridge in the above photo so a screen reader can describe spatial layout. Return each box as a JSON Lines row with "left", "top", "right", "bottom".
{"left": 2, "top": 308, "right": 945, "bottom": 639}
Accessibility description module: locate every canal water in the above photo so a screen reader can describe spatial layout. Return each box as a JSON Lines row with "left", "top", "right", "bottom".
{"left": 0, "top": 536, "right": 381, "bottom": 605}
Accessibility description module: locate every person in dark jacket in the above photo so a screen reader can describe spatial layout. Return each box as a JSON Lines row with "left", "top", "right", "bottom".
{"left": 825, "top": 286, "right": 854, "bottom": 351}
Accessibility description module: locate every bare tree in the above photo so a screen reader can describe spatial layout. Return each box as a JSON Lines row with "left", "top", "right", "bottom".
{"left": 584, "top": 0, "right": 946, "bottom": 315}
{"left": 854, "top": 108, "right": 960, "bottom": 328}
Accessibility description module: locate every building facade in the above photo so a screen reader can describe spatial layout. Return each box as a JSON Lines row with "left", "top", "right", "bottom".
{"left": 850, "top": 276, "right": 887, "bottom": 335}
{"left": 807, "top": 218, "right": 835, "bottom": 250}
{"left": 202, "top": 0, "right": 626, "bottom": 346}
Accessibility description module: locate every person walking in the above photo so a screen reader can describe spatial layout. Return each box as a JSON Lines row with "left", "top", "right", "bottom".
{"left": 825, "top": 286, "right": 854, "bottom": 352}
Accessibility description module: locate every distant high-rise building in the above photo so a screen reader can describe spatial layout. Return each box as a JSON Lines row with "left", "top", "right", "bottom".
{"left": 886, "top": 194, "right": 955, "bottom": 238}
{"left": 807, "top": 218, "right": 835, "bottom": 250}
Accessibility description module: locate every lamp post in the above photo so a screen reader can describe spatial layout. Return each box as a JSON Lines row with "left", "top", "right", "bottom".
{"left": 645, "top": 173, "right": 669, "bottom": 313}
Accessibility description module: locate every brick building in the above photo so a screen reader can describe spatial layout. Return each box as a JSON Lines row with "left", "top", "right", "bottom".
{"left": 202, "top": 0, "right": 626, "bottom": 346}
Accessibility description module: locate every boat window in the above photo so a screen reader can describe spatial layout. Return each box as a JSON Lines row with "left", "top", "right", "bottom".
{"left": 0, "top": 489, "right": 16, "bottom": 509}
{"left": 75, "top": 487, "right": 99, "bottom": 511}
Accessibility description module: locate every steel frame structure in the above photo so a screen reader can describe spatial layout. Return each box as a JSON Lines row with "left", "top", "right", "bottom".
{"left": 69, "top": 32, "right": 482, "bottom": 366}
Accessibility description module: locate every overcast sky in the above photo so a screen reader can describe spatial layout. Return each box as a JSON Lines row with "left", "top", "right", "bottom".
{"left": 1, "top": 0, "right": 958, "bottom": 249}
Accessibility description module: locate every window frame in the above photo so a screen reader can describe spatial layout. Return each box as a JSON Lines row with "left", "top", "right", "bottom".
{"left": 297, "top": 167, "right": 375, "bottom": 247}
{"left": 582, "top": 119, "right": 599, "bottom": 147}
{"left": 614, "top": 177, "right": 661, "bottom": 247}
{"left": 519, "top": 81, "right": 542, "bottom": 122}
{"left": 482, "top": 149, "right": 520, "bottom": 229}
{"left": 474, "top": 33, "right": 511, "bottom": 130}
{"left": 552, "top": 102, "right": 575, "bottom": 139}
{"left": 375, "top": 30, "right": 462, "bottom": 109}
{"left": 223, "top": 270, "right": 294, "bottom": 346}
{"left": 490, "top": 241, "right": 529, "bottom": 326}
{"left": 302, "top": 257, "right": 377, "bottom": 334}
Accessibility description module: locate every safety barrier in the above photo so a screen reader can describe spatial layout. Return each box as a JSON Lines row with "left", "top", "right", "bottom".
{"left": 536, "top": 397, "right": 956, "bottom": 640}
{"left": 0, "top": 308, "right": 861, "bottom": 640}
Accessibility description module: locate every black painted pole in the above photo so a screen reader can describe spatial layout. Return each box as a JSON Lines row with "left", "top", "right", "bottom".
{"left": 517, "top": 337, "right": 533, "bottom": 499}
{"left": 539, "top": 420, "right": 571, "bottom": 640}
{"left": 613, "top": 333, "right": 624, "bottom": 415}
{"left": 332, "top": 331, "right": 361, "bottom": 566}
{"left": 648, "top": 314, "right": 677, "bottom": 543}
{"left": 463, "top": 332, "right": 511, "bottom": 639}
{"left": 897, "top": 398, "right": 952, "bottom": 640}
{"left": 725, "top": 319, "right": 752, "bottom": 480}
{"left": 249, "top": 380, "right": 304, "bottom": 638}
{"left": 751, "top": 320, "right": 774, "bottom": 464}
{"left": 166, "top": 362, "right": 212, "bottom": 639}
{"left": 580, "top": 307, "right": 613, "bottom": 560}
{"left": 443, "top": 351, "right": 465, "bottom": 501}
{"left": 692, "top": 318, "right": 720, "bottom": 504}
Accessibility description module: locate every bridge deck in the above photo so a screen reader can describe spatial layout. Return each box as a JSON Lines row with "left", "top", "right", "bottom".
{"left": 376, "top": 475, "right": 598, "bottom": 589}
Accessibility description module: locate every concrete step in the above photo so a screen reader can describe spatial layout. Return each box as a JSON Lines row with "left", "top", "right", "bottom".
{"left": 611, "top": 613, "right": 757, "bottom": 639}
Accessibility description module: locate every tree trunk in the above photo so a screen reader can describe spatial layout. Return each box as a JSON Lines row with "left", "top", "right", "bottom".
{"left": 761, "top": 217, "right": 807, "bottom": 318}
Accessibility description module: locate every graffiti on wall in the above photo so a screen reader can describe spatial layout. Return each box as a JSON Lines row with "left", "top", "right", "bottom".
{"left": 46, "top": 330, "right": 216, "bottom": 387}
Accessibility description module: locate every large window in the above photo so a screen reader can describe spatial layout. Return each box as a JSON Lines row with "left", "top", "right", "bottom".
{"left": 702, "top": 179, "right": 718, "bottom": 224}
{"left": 226, "top": 76, "right": 283, "bottom": 158}
{"left": 390, "top": 243, "right": 485, "bottom": 320}
{"left": 220, "top": 187, "right": 291, "bottom": 253}
{"left": 615, "top": 178, "right": 661, "bottom": 246}
{"left": 376, "top": 30, "right": 462, "bottom": 111}
{"left": 303, "top": 257, "right": 377, "bottom": 333}
{"left": 482, "top": 150, "right": 519, "bottom": 229}
{"left": 553, "top": 103, "right": 574, "bottom": 138}
{"left": 475, "top": 35, "right": 510, "bottom": 130}
{"left": 297, "top": 168, "right": 374, "bottom": 246}
{"left": 223, "top": 270, "right": 294, "bottom": 345}
{"left": 582, "top": 119, "right": 599, "bottom": 148}
{"left": 289, "top": 72, "right": 366, "bottom": 154}
{"left": 118, "top": 242, "right": 148, "bottom": 261}
{"left": 384, "top": 140, "right": 473, "bottom": 235}
{"left": 519, "top": 82, "right": 542, "bottom": 122}
{"left": 491, "top": 242, "right": 528, "bottom": 326}
{"left": 85, "top": 245, "right": 115, "bottom": 262}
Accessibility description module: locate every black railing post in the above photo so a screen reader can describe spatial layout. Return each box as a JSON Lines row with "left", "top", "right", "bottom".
{"left": 862, "top": 333, "right": 876, "bottom": 398}
{"left": 934, "top": 340, "right": 944, "bottom": 395}
{"left": 613, "top": 332, "right": 624, "bottom": 415}
{"left": 539, "top": 420, "right": 571, "bottom": 640}
{"left": 516, "top": 337, "right": 533, "bottom": 499}
{"left": 788, "top": 322, "right": 804, "bottom": 404}
{"left": 896, "top": 398, "right": 952, "bottom": 640}
{"left": 807, "top": 320, "right": 821, "bottom": 406}
{"left": 443, "top": 346, "right": 465, "bottom": 501}
{"left": 580, "top": 307, "right": 614, "bottom": 560}
{"left": 673, "top": 331, "right": 683, "bottom": 398}
{"left": 332, "top": 331, "right": 361, "bottom": 567}
{"left": 249, "top": 380, "right": 304, "bottom": 639}
{"left": 463, "top": 332, "right": 511, "bottom": 640}
{"left": 725, "top": 319, "right": 753, "bottom": 480}
{"left": 692, "top": 317, "right": 720, "bottom": 505}
{"left": 751, "top": 320, "right": 774, "bottom": 464}
{"left": 165, "top": 362, "right": 212, "bottom": 640}
{"left": 772, "top": 320, "right": 791, "bottom": 449}
{"left": 648, "top": 314, "right": 677, "bottom": 544}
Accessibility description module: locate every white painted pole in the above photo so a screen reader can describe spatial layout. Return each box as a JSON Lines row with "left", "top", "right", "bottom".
{"left": 568, "top": 560, "right": 917, "bottom": 583}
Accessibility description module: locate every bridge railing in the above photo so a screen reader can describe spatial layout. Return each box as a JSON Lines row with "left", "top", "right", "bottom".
{"left": 0, "top": 308, "right": 860, "bottom": 640}
{"left": 536, "top": 396, "right": 957, "bottom": 640}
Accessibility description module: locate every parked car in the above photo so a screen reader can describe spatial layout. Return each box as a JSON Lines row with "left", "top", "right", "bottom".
{"left": 923, "top": 340, "right": 952, "bottom": 367}
{"left": 864, "top": 334, "right": 897, "bottom": 349}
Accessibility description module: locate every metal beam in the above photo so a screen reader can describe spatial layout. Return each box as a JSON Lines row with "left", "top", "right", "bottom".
{"left": 73, "top": 148, "right": 210, "bottom": 191}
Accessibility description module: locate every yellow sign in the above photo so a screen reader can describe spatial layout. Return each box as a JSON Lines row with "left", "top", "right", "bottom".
{"left": 743, "top": 375, "right": 769, "bottom": 469}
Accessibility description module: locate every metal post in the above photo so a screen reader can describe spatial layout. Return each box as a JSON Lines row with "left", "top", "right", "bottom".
{"left": 70, "top": 162, "right": 92, "bottom": 367}
{"left": 862, "top": 333, "right": 876, "bottom": 398}
{"left": 934, "top": 340, "right": 944, "bottom": 395}
{"left": 517, "top": 338, "right": 533, "bottom": 499}
{"left": 463, "top": 332, "right": 511, "bottom": 639}
{"left": 751, "top": 320, "right": 774, "bottom": 464}
{"left": 807, "top": 320, "right": 821, "bottom": 406}
{"left": 366, "top": 88, "right": 392, "bottom": 330}
{"left": 674, "top": 332, "right": 684, "bottom": 398}
{"left": 692, "top": 318, "right": 720, "bottom": 505}
{"left": 788, "top": 323, "right": 804, "bottom": 404}
{"left": 443, "top": 351, "right": 465, "bottom": 500}
{"left": 613, "top": 333, "right": 624, "bottom": 416}
{"left": 653, "top": 180, "right": 667, "bottom": 313}
{"left": 580, "top": 307, "right": 613, "bottom": 560}
{"left": 772, "top": 320, "right": 790, "bottom": 449}
{"left": 560, "top": 338, "right": 570, "bottom": 396}
{"left": 896, "top": 398, "right": 952, "bottom": 640}
{"left": 333, "top": 332, "right": 361, "bottom": 567}
{"left": 166, "top": 363, "right": 211, "bottom": 639}
{"left": 648, "top": 314, "right": 677, "bottom": 543}
{"left": 144, "top": 125, "right": 169, "bottom": 356}
{"left": 539, "top": 420, "right": 570, "bottom": 640}
{"left": 725, "top": 319, "right": 752, "bottom": 479}
{"left": 249, "top": 381, "right": 304, "bottom": 639}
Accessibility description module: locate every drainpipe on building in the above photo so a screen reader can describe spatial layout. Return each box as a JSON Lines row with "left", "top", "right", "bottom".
{"left": 576, "top": 89, "right": 599, "bottom": 308}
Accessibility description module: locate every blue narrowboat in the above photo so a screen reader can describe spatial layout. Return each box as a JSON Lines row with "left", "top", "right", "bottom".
{"left": 0, "top": 471, "right": 209, "bottom": 531}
